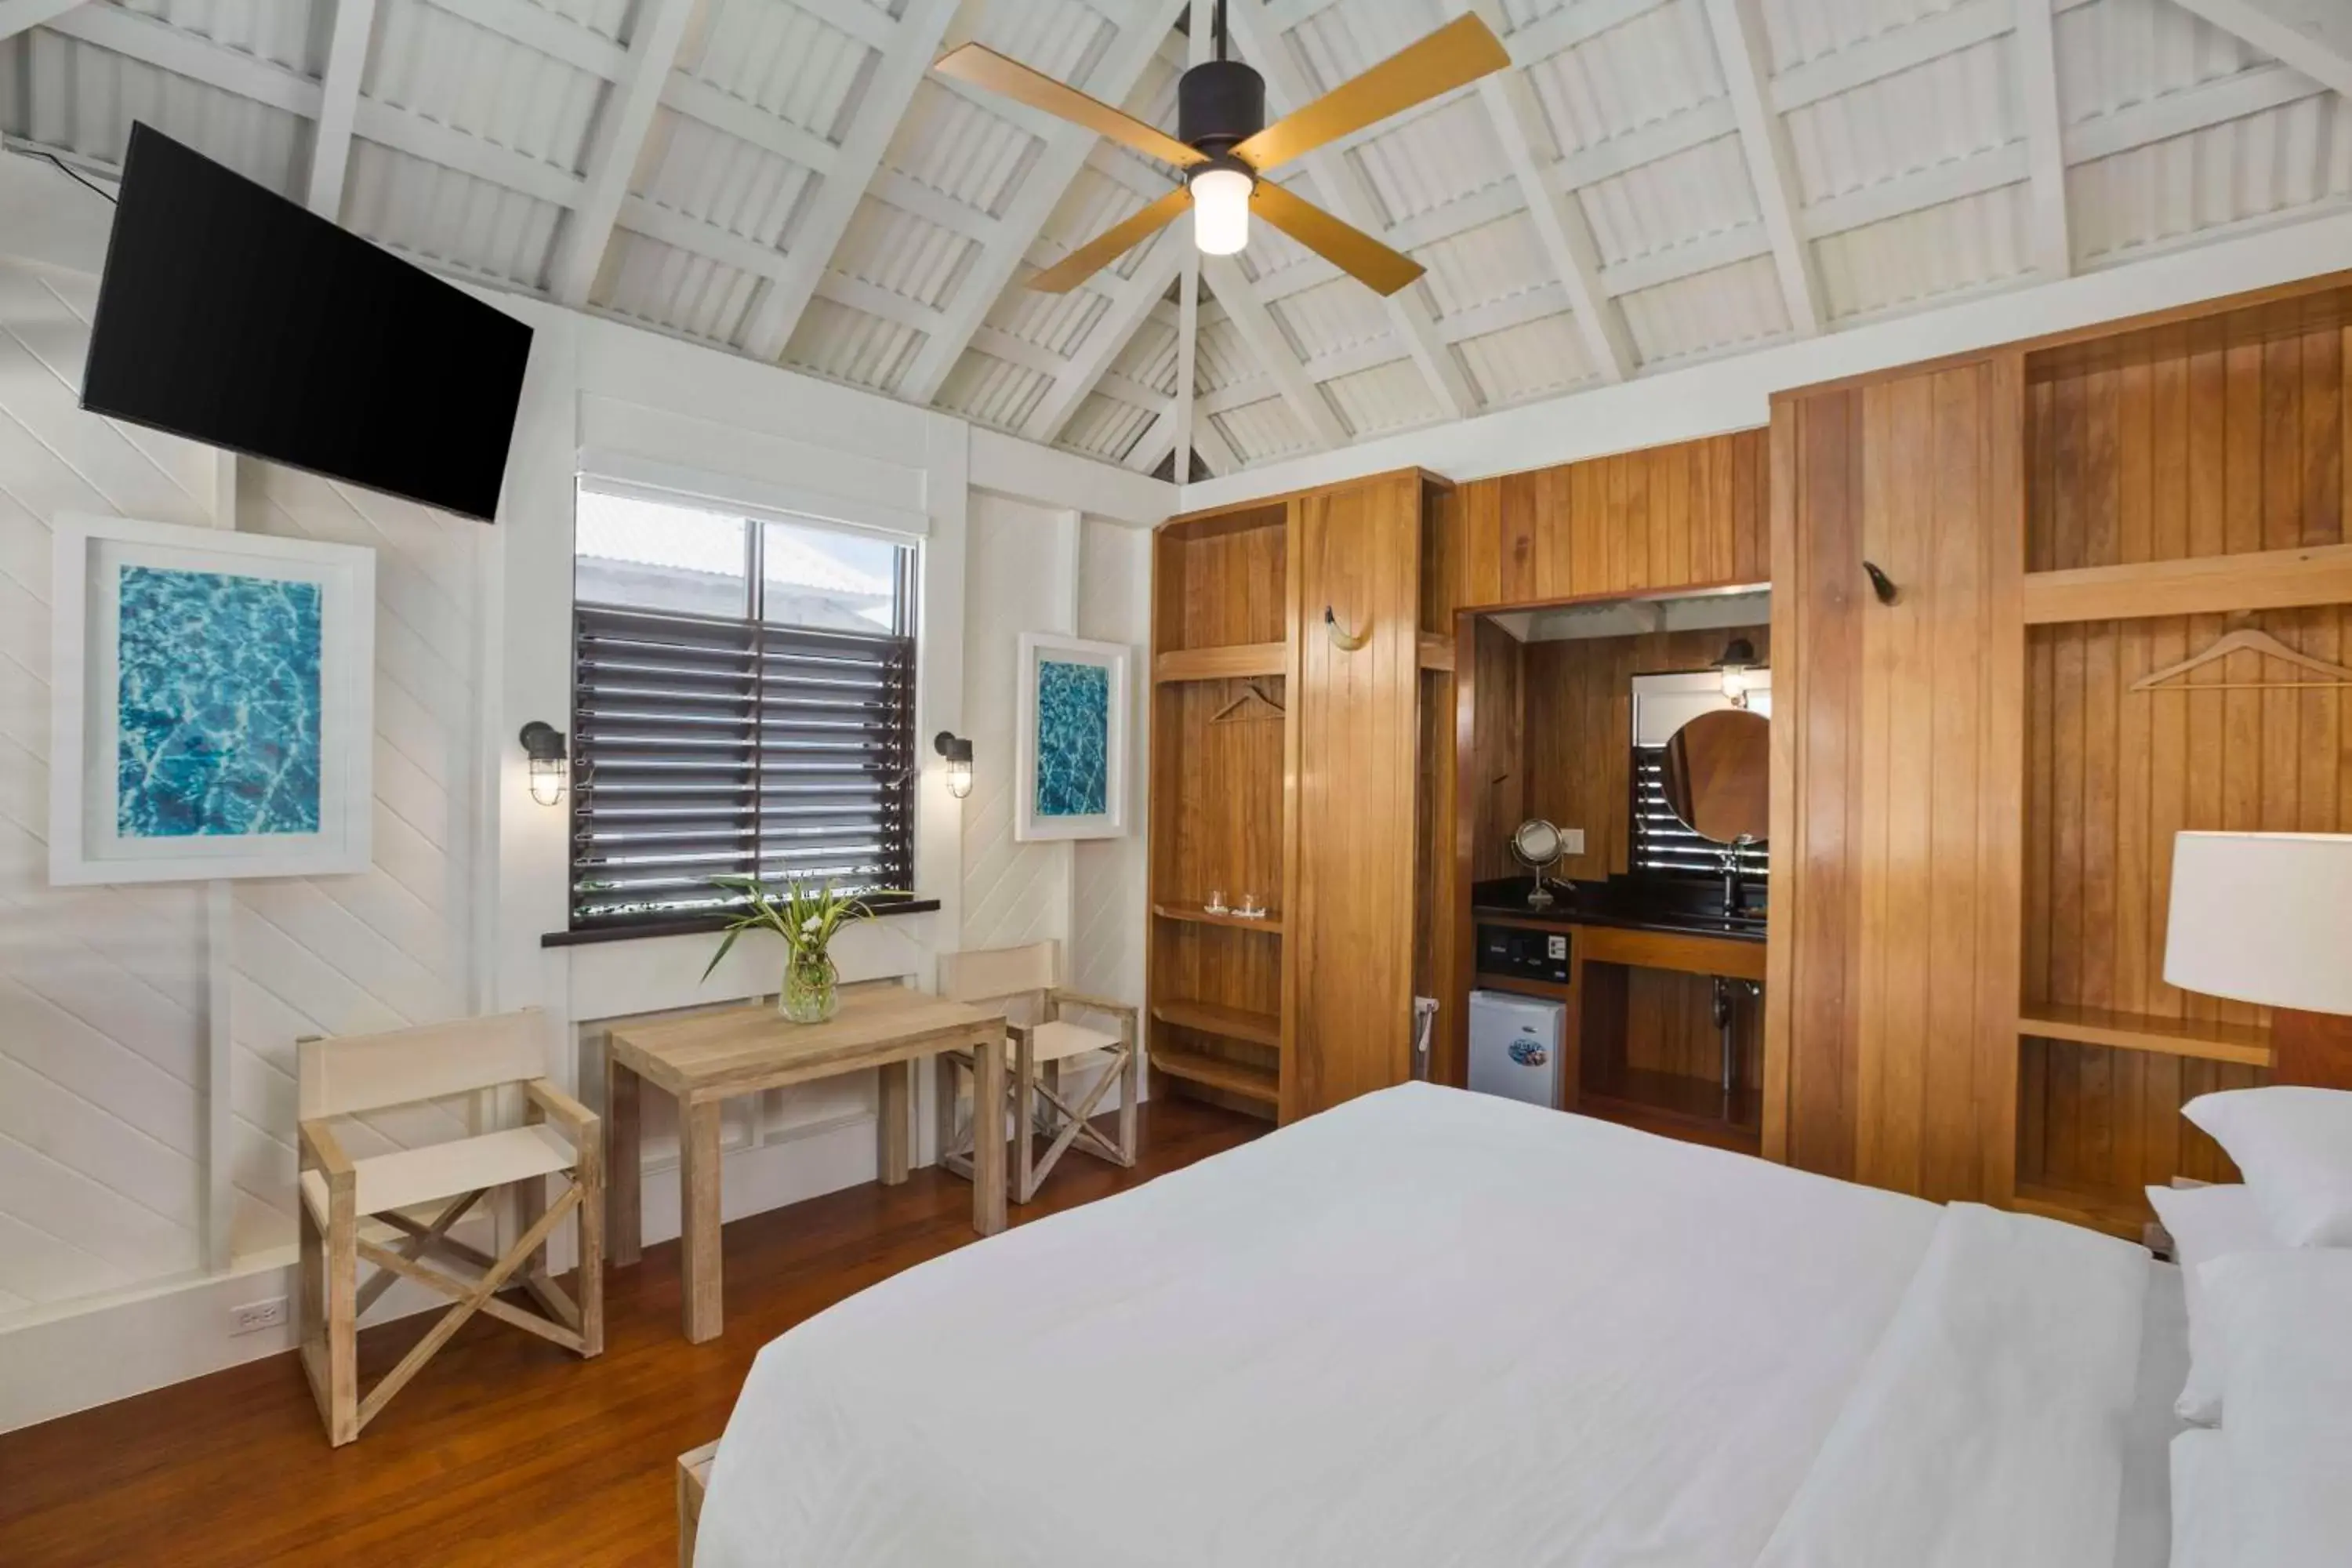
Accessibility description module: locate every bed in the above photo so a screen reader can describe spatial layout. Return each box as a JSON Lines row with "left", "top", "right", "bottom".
{"left": 691, "top": 1082, "right": 2189, "bottom": 1567}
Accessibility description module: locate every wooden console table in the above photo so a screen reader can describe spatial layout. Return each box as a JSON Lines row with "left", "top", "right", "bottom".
{"left": 607, "top": 982, "right": 1007, "bottom": 1343}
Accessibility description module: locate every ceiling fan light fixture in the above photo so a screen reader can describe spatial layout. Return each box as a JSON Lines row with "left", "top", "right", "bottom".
{"left": 1189, "top": 160, "right": 1254, "bottom": 256}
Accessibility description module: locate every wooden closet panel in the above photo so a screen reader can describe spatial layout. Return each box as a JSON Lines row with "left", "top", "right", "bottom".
{"left": 1454, "top": 430, "right": 1768, "bottom": 609}
{"left": 1285, "top": 475, "right": 1425, "bottom": 1119}
{"left": 1466, "top": 619, "right": 1526, "bottom": 887}
{"left": 1158, "top": 515, "right": 1289, "bottom": 650}
{"left": 1519, "top": 625, "right": 1772, "bottom": 884}
{"left": 1152, "top": 678, "right": 1288, "bottom": 909}
{"left": 1768, "top": 359, "right": 2024, "bottom": 1201}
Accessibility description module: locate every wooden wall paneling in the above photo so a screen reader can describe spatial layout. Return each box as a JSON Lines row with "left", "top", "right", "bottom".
{"left": 1421, "top": 483, "right": 1465, "bottom": 1083}
{"left": 1284, "top": 475, "right": 1425, "bottom": 1120}
{"left": 1467, "top": 619, "right": 1526, "bottom": 887}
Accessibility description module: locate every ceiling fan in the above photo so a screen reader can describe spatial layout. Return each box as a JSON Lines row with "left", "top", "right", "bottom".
{"left": 933, "top": 8, "right": 1510, "bottom": 297}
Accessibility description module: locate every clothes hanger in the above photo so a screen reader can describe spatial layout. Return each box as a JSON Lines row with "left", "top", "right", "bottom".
{"left": 1210, "top": 681, "right": 1286, "bottom": 723}
{"left": 2129, "top": 620, "right": 2352, "bottom": 692}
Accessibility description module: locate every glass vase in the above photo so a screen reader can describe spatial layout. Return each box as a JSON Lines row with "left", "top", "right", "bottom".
{"left": 779, "top": 952, "right": 839, "bottom": 1024}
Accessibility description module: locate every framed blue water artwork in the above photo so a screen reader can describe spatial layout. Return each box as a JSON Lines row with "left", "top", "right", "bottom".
{"left": 1014, "top": 633, "right": 1129, "bottom": 842}
{"left": 50, "top": 514, "right": 376, "bottom": 884}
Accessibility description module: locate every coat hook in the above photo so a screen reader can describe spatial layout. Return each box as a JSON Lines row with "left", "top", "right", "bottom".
{"left": 1324, "top": 605, "right": 1368, "bottom": 652}
{"left": 1862, "top": 560, "right": 1900, "bottom": 605}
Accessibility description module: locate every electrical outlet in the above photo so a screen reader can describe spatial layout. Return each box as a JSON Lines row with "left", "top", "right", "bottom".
{"left": 231, "top": 1297, "right": 288, "bottom": 1337}
{"left": 1559, "top": 828, "right": 1586, "bottom": 855}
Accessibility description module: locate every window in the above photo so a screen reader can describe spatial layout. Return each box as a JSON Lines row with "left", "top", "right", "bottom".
{"left": 568, "top": 487, "right": 917, "bottom": 931}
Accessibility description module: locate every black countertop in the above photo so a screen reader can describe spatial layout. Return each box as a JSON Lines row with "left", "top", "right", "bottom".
{"left": 1471, "top": 877, "right": 1766, "bottom": 943}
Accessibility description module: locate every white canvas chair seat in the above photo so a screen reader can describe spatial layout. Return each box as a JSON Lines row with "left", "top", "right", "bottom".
{"left": 296, "top": 1009, "right": 602, "bottom": 1447}
{"left": 298, "top": 1123, "right": 576, "bottom": 1226}
{"left": 938, "top": 942, "right": 1140, "bottom": 1205}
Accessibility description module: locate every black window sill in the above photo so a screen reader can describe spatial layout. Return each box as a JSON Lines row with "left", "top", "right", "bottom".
{"left": 542, "top": 898, "right": 942, "bottom": 949}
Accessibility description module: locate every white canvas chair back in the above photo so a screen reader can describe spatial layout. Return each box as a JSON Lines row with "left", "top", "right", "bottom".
{"left": 298, "top": 1010, "right": 546, "bottom": 1120}
{"left": 939, "top": 942, "right": 1059, "bottom": 1013}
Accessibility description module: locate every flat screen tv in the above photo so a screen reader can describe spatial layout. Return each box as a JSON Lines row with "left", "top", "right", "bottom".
{"left": 83, "top": 124, "right": 532, "bottom": 523}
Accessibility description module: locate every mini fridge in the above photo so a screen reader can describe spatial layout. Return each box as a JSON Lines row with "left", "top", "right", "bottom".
{"left": 1467, "top": 989, "right": 1567, "bottom": 1109}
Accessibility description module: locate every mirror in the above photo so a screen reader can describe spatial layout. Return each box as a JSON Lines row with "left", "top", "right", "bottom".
{"left": 1509, "top": 818, "right": 1566, "bottom": 908}
{"left": 1661, "top": 709, "right": 1769, "bottom": 845}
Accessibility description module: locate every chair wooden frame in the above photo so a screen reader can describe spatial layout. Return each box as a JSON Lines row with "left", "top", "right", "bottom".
{"left": 295, "top": 1011, "right": 602, "bottom": 1446}
{"left": 935, "top": 945, "right": 1140, "bottom": 1204}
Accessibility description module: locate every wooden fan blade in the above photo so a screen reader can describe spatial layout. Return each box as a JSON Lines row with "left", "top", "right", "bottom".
{"left": 1233, "top": 15, "right": 1510, "bottom": 174}
{"left": 1029, "top": 187, "right": 1193, "bottom": 293}
{"left": 1250, "top": 181, "right": 1424, "bottom": 296}
{"left": 935, "top": 44, "right": 1204, "bottom": 170}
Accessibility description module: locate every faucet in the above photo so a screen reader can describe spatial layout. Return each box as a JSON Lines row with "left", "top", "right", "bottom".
{"left": 1718, "top": 847, "right": 1741, "bottom": 916}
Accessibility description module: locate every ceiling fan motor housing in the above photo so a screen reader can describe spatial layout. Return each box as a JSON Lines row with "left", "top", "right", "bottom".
{"left": 1178, "top": 60, "right": 1266, "bottom": 156}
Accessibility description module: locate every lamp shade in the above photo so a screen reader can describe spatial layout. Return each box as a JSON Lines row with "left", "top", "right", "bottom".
{"left": 2163, "top": 832, "right": 2352, "bottom": 1015}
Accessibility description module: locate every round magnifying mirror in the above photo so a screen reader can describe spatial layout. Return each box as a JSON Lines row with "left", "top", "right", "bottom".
{"left": 1661, "top": 709, "right": 1770, "bottom": 845}
{"left": 1510, "top": 818, "right": 1566, "bottom": 908}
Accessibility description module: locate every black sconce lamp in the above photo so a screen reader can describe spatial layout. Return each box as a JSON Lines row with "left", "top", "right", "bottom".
{"left": 1711, "top": 637, "right": 1759, "bottom": 710}
{"left": 519, "top": 721, "right": 568, "bottom": 807}
{"left": 935, "top": 731, "right": 974, "bottom": 799}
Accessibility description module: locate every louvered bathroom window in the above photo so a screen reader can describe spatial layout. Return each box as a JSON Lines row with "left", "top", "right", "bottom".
{"left": 568, "top": 487, "right": 916, "bottom": 932}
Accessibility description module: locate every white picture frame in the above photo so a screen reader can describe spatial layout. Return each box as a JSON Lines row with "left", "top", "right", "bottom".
{"left": 1014, "top": 632, "right": 1129, "bottom": 843}
{"left": 50, "top": 514, "right": 376, "bottom": 884}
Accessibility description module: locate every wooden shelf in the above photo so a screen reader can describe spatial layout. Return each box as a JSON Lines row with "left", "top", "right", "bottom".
{"left": 2011, "top": 1180, "right": 2154, "bottom": 1243}
{"left": 1577, "top": 1068, "right": 1761, "bottom": 1156}
{"left": 1154, "top": 643, "right": 1286, "bottom": 683}
{"left": 1150, "top": 1044, "right": 1279, "bottom": 1103}
{"left": 2022, "top": 543, "right": 2352, "bottom": 625}
{"left": 1417, "top": 632, "right": 1454, "bottom": 671}
{"left": 1154, "top": 902, "right": 1283, "bottom": 935}
{"left": 2018, "top": 1004, "right": 2271, "bottom": 1068}
{"left": 1151, "top": 998, "right": 1282, "bottom": 1050}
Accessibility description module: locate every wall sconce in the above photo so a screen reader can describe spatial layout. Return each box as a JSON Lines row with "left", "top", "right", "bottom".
{"left": 519, "top": 721, "right": 568, "bottom": 807}
{"left": 1711, "top": 637, "right": 1758, "bottom": 710}
{"left": 934, "top": 731, "right": 974, "bottom": 800}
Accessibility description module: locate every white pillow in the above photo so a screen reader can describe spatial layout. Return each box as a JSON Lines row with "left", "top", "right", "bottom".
{"left": 2182, "top": 1087, "right": 2352, "bottom": 1247}
{"left": 2146, "top": 1183, "right": 2285, "bottom": 1425}
{"left": 2202, "top": 1250, "right": 2352, "bottom": 1568}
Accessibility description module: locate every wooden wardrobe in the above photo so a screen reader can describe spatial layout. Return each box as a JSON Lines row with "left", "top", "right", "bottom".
{"left": 1146, "top": 470, "right": 1454, "bottom": 1123}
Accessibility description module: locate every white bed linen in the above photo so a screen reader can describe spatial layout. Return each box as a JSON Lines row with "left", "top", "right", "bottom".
{"left": 2118, "top": 1264, "right": 2190, "bottom": 1568}
{"left": 2167, "top": 1430, "right": 2230, "bottom": 1568}
{"left": 696, "top": 1083, "right": 2156, "bottom": 1568}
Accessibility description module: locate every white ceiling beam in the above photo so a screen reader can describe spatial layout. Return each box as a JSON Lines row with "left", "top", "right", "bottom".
{"left": 1, "top": 0, "right": 82, "bottom": 45}
{"left": 423, "top": 0, "right": 625, "bottom": 78}
{"left": 871, "top": 169, "right": 1008, "bottom": 246}
{"left": 306, "top": 0, "right": 375, "bottom": 219}
{"left": 1702, "top": 0, "right": 1826, "bottom": 334}
{"left": 1127, "top": 407, "right": 1181, "bottom": 474}
{"left": 1190, "top": 408, "right": 1242, "bottom": 475}
{"left": 1769, "top": 0, "right": 2014, "bottom": 112}
{"left": 2169, "top": 0, "right": 2352, "bottom": 99}
{"left": 1201, "top": 256, "right": 1347, "bottom": 448}
{"left": 1459, "top": 0, "right": 1638, "bottom": 382}
{"left": 813, "top": 271, "right": 948, "bottom": 334}
{"left": 620, "top": 194, "right": 794, "bottom": 283}
{"left": 1022, "top": 230, "right": 1186, "bottom": 442}
{"left": 895, "top": 0, "right": 1189, "bottom": 409}
{"left": 2013, "top": 0, "right": 2071, "bottom": 276}
{"left": 1250, "top": 178, "right": 1524, "bottom": 303}
{"left": 1226, "top": 0, "right": 1477, "bottom": 422}
{"left": 1601, "top": 222, "right": 1773, "bottom": 294}
{"left": 1098, "top": 370, "right": 1174, "bottom": 412}
{"left": 1086, "top": 142, "right": 1174, "bottom": 201}
{"left": 1174, "top": 244, "right": 1200, "bottom": 480}
{"left": 1800, "top": 143, "right": 2030, "bottom": 238}
{"left": 355, "top": 100, "right": 583, "bottom": 205}
{"left": 735, "top": 0, "right": 967, "bottom": 363}
{"left": 1553, "top": 96, "right": 1738, "bottom": 191}
{"left": 970, "top": 323, "right": 1075, "bottom": 381}
{"left": 1435, "top": 281, "right": 1573, "bottom": 344}
{"left": 547, "top": 0, "right": 700, "bottom": 305}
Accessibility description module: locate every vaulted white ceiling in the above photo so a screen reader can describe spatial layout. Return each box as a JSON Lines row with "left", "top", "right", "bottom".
{"left": 3, "top": 0, "right": 2348, "bottom": 481}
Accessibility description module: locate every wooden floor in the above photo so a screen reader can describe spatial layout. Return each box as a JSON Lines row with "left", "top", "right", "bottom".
{"left": 0, "top": 1098, "right": 1262, "bottom": 1568}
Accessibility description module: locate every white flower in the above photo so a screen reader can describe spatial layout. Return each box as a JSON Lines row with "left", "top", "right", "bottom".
{"left": 801, "top": 915, "right": 822, "bottom": 934}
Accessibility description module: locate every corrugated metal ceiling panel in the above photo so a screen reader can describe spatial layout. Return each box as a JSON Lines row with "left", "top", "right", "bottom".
{"left": 1060, "top": 390, "right": 1156, "bottom": 463}
{"left": 598, "top": 227, "right": 761, "bottom": 343}
{"left": 1784, "top": 34, "right": 2015, "bottom": 205}
{"left": 368, "top": 0, "right": 604, "bottom": 177}
{"left": 985, "top": 281, "right": 1111, "bottom": 358}
{"left": 2056, "top": 0, "right": 2265, "bottom": 126}
{"left": 1618, "top": 252, "right": 1790, "bottom": 363}
{"left": 686, "top": 0, "right": 874, "bottom": 140}
{"left": 1577, "top": 132, "right": 1757, "bottom": 263}
{"left": 1283, "top": 0, "right": 1457, "bottom": 95}
{"left": 1816, "top": 180, "right": 2029, "bottom": 321}
{"left": 127, "top": 0, "right": 318, "bottom": 75}
{"left": 630, "top": 114, "right": 814, "bottom": 248}
{"left": 832, "top": 196, "right": 973, "bottom": 311}
{"left": 537, "top": 0, "right": 634, "bottom": 45}
{"left": 971, "top": 0, "right": 1116, "bottom": 80}
{"left": 1323, "top": 354, "right": 1444, "bottom": 438}
{"left": 1755, "top": 0, "right": 1962, "bottom": 75}
{"left": 782, "top": 294, "right": 924, "bottom": 390}
{"left": 1271, "top": 273, "right": 1394, "bottom": 362}
{"left": 1415, "top": 210, "right": 1556, "bottom": 317}
{"left": 1455, "top": 309, "right": 1592, "bottom": 405}
{"left": 1211, "top": 395, "right": 1312, "bottom": 465}
{"left": 935, "top": 347, "right": 1052, "bottom": 430}
{"left": 889, "top": 78, "right": 1039, "bottom": 216}
{"left": 1192, "top": 308, "right": 1261, "bottom": 394}
{"left": 2072, "top": 94, "right": 2352, "bottom": 267}
{"left": 2, "top": 30, "right": 305, "bottom": 192}
{"left": 1349, "top": 93, "right": 1508, "bottom": 228}
{"left": 1111, "top": 312, "right": 1180, "bottom": 394}
{"left": 343, "top": 136, "right": 564, "bottom": 286}
{"left": 1523, "top": 0, "right": 1722, "bottom": 159}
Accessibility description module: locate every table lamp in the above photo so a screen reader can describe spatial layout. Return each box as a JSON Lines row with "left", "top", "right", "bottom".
{"left": 2164, "top": 831, "right": 2352, "bottom": 1087}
